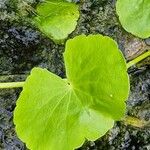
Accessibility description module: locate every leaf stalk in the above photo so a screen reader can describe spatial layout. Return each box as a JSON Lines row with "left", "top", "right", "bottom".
{"left": 0, "top": 82, "right": 24, "bottom": 89}
{"left": 127, "top": 50, "right": 150, "bottom": 69}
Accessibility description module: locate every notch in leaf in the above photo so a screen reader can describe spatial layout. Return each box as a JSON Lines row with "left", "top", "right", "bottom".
{"left": 14, "top": 34, "right": 130, "bottom": 150}
{"left": 34, "top": 0, "right": 79, "bottom": 43}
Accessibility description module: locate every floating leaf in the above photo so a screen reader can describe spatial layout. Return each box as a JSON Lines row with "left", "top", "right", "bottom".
{"left": 116, "top": 0, "right": 150, "bottom": 38}
{"left": 14, "top": 35, "right": 129, "bottom": 150}
{"left": 34, "top": 0, "right": 79, "bottom": 43}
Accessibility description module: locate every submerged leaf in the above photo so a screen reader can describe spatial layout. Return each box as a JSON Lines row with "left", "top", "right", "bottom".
{"left": 14, "top": 35, "right": 129, "bottom": 150}
{"left": 116, "top": 0, "right": 150, "bottom": 38}
{"left": 34, "top": 0, "right": 79, "bottom": 43}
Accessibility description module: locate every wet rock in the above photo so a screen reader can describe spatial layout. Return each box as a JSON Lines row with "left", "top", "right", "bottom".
{"left": 127, "top": 70, "right": 150, "bottom": 107}
{"left": 0, "top": 0, "right": 150, "bottom": 150}
{"left": 145, "top": 38, "right": 150, "bottom": 46}
{"left": 124, "top": 38, "right": 150, "bottom": 61}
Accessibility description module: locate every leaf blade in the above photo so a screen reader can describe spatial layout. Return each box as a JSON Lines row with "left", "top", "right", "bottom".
{"left": 64, "top": 34, "right": 129, "bottom": 120}
{"left": 116, "top": 0, "right": 150, "bottom": 38}
{"left": 14, "top": 34, "right": 129, "bottom": 150}
{"left": 14, "top": 67, "right": 114, "bottom": 150}
{"left": 34, "top": 0, "right": 79, "bottom": 43}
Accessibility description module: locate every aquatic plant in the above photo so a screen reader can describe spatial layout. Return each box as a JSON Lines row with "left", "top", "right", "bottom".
{"left": 0, "top": 34, "right": 149, "bottom": 150}
{"left": 1, "top": 1, "right": 150, "bottom": 149}
{"left": 116, "top": 0, "right": 150, "bottom": 38}
{"left": 13, "top": 34, "right": 129, "bottom": 150}
{"left": 34, "top": 0, "right": 79, "bottom": 43}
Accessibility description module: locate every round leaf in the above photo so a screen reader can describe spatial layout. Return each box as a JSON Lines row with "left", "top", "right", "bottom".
{"left": 64, "top": 35, "right": 129, "bottom": 120}
{"left": 116, "top": 0, "right": 150, "bottom": 38}
{"left": 14, "top": 35, "right": 129, "bottom": 150}
{"left": 14, "top": 68, "right": 114, "bottom": 150}
{"left": 34, "top": 0, "right": 79, "bottom": 43}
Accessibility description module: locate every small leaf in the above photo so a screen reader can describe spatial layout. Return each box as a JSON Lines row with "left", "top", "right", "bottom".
{"left": 116, "top": 0, "right": 150, "bottom": 38}
{"left": 34, "top": 0, "right": 79, "bottom": 43}
{"left": 14, "top": 35, "right": 129, "bottom": 150}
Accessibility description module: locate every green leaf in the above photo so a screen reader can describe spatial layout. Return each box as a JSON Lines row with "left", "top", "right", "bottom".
{"left": 14, "top": 68, "right": 114, "bottom": 150}
{"left": 34, "top": 0, "right": 79, "bottom": 43}
{"left": 64, "top": 34, "right": 129, "bottom": 120}
{"left": 14, "top": 35, "right": 129, "bottom": 150}
{"left": 116, "top": 0, "right": 150, "bottom": 38}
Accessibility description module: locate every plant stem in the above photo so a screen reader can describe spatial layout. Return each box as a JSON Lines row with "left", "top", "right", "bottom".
{"left": 127, "top": 50, "right": 150, "bottom": 69}
{"left": 123, "top": 116, "right": 149, "bottom": 128}
{"left": 0, "top": 82, "right": 24, "bottom": 89}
